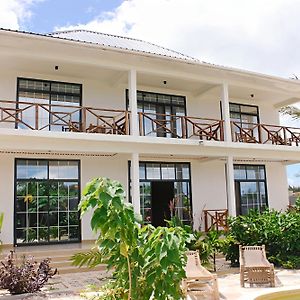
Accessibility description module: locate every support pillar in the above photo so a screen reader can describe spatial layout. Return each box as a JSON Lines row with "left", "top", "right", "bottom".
{"left": 128, "top": 69, "right": 138, "bottom": 136}
{"left": 221, "top": 83, "right": 232, "bottom": 142}
{"left": 226, "top": 156, "right": 237, "bottom": 216}
{"left": 131, "top": 152, "right": 140, "bottom": 215}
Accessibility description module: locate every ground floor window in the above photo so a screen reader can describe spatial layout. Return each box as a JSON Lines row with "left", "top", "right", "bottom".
{"left": 234, "top": 164, "right": 268, "bottom": 215}
{"left": 139, "top": 162, "right": 192, "bottom": 226}
{"left": 15, "top": 159, "right": 80, "bottom": 245}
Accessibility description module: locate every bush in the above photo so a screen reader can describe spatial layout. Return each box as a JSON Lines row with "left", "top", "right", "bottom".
{"left": 223, "top": 209, "right": 300, "bottom": 268}
{"left": 73, "top": 177, "right": 189, "bottom": 300}
{"left": 0, "top": 251, "right": 57, "bottom": 294}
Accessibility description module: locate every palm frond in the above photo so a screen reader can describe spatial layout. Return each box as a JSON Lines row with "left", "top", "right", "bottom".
{"left": 280, "top": 106, "right": 300, "bottom": 120}
{"left": 71, "top": 248, "right": 103, "bottom": 268}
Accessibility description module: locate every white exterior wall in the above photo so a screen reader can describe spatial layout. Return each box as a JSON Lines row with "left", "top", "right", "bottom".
{"left": 0, "top": 69, "right": 281, "bottom": 127}
{"left": 0, "top": 154, "right": 130, "bottom": 245}
{"left": 265, "top": 162, "right": 289, "bottom": 211}
{"left": 0, "top": 38, "right": 293, "bottom": 246}
{"left": 0, "top": 152, "right": 289, "bottom": 245}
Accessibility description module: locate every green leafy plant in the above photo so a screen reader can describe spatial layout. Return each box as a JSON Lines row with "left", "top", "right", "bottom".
{"left": 72, "top": 177, "right": 189, "bottom": 300}
{"left": 223, "top": 209, "right": 300, "bottom": 268}
{"left": 167, "top": 217, "right": 226, "bottom": 270}
{"left": 0, "top": 251, "right": 57, "bottom": 294}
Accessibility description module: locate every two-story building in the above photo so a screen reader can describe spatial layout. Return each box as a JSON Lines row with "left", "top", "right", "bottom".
{"left": 0, "top": 28, "right": 299, "bottom": 247}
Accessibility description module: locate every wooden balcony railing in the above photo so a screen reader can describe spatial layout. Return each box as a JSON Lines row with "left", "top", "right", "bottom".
{"left": 231, "top": 121, "right": 300, "bottom": 146}
{"left": 2, "top": 99, "right": 300, "bottom": 147}
{"left": 139, "top": 112, "right": 224, "bottom": 141}
{"left": 203, "top": 209, "right": 228, "bottom": 232}
{"left": 0, "top": 100, "right": 130, "bottom": 135}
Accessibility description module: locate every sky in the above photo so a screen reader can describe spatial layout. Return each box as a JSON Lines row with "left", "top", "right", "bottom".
{"left": 1, "top": 0, "right": 300, "bottom": 187}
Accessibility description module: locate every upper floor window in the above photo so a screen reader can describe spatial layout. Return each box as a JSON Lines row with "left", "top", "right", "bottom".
{"left": 133, "top": 90, "right": 186, "bottom": 138}
{"left": 229, "top": 103, "right": 259, "bottom": 125}
{"left": 17, "top": 78, "right": 82, "bottom": 131}
{"left": 230, "top": 103, "right": 260, "bottom": 142}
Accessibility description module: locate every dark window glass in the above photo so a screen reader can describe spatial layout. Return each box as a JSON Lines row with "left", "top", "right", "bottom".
{"left": 15, "top": 159, "right": 80, "bottom": 245}
{"left": 135, "top": 91, "right": 186, "bottom": 138}
{"left": 17, "top": 78, "right": 82, "bottom": 131}
{"left": 234, "top": 165, "right": 268, "bottom": 215}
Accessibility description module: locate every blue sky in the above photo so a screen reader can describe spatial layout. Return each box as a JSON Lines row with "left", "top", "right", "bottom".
{"left": 1, "top": 0, "right": 300, "bottom": 189}
{"left": 23, "top": 0, "right": 123, "bottom": 33}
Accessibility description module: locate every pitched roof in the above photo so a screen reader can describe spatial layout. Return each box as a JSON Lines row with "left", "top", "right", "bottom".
{"left": 48, "top": 29, "right": 199, "bottom": 62}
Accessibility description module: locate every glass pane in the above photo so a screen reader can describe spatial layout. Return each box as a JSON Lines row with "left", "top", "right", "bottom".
{"left": 51, "top": 82, "right": 81, "bottom": 95}
{"left": 49, "top": 161, "right": 79, "bottom": 179}
{"left": 234, "top": 165, "right": 247, "bottom": 180}
{"left": 19, "top": 79, "right": 50, "bottom": 92}
{"left": 241, "top": 105, "right": 258, "bottom": 114}
{"left": 139, "top": 163, "right": 146, "bottom": 180}
{"left": 16, "top": 229, "right": 26, "bottom": 244}
{"left": 176, "top": 164, "right": 190, "bottom": 180}
{"left": 157, "top": 94, "right": 171, "bottom": 104}
{"left": 59, "top": 227, "right": 69, "bottom": 240}
{"left": 49, "top": 212, "right": 58, "bottom": 227}
{"left": 146, "top": 163, "right": 161, "bottom": 179}
{"left": 69, "top": 226, "right": 79, "bottom": 239}
{"left": 174, "top": 181, "right": 191, "bottom": 222}
{"left": 18, "top": 92, "right": 50, "bottom": 130}
{"left": 16, "top": 160, "right": 47, "bottom": 179}
{"left": 27, "top": 228, "right": 37, "bottom": 243}
{"left": 49, "top": 226, "right": 59, "bottom": 241}
{"left": 49, "top": 197, "right": 58, "bottom": 211}
{"left": 241, "top": 114, "right": 258, "bottom": 124}
{"left": 161, "top": 164, "right": 175, "bottom": 180}
{"left": 59, "top": 197, "right": 68, "bottom": 211}
{"left": 246, "top": 165, "right": 265, "bottom": 180}
{"left": 69, "top": 212, "right": 79, "bottom": 225}
{"left": 171, "top": 96, "right": 185, "bottom": 106}
{"left": 38, "top": 228, "right": 48, "bottom": 242}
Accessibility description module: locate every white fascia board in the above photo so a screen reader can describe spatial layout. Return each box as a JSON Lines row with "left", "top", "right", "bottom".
{"left": 1, "top": 129, "right": 300, "bottom": 160}
{"left": 2, "top": 29, "right": 300, "bottom": 95}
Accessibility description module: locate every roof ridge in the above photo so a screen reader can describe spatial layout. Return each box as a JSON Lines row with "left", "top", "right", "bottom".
{"left": 49, "top": 29, "right": 199, "bottom": 61}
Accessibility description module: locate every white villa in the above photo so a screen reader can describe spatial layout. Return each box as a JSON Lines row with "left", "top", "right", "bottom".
{"left": 0, "top": 28, "right": 299, "bottom": 247}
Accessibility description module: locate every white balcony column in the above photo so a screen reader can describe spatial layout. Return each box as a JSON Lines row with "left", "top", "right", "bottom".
{"left": 221, "top": 83, "right": 232, "bottom": 142}
{"left": 226, "top": 155, "right": 237, "bottom": 216}
{"left": 128, "top": 69, "right": 139, "bottom": 136}
{"left": 131, "top": 152, "right": 140, "bottom": 215}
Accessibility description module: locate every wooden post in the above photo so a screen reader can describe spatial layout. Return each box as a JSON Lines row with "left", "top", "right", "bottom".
{"left": 81, "top": 107, "right": 86, "bottom": 132}
{"left": 35, "top": 104, "right": 39, "bottom": 130}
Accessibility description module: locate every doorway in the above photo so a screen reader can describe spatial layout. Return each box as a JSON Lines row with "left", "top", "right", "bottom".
{"left": 151, "top": 181, "right": 174, "bottom": 227}
{"left": 137, "top": 162, "right": 192, "bottom": 226}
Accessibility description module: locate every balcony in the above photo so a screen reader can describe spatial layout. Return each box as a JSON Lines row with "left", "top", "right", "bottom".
{"left": 0, "top": 100, "right": 129, "bottom": 135}
{"left": 1, "top": 100, "right": 300, "bottom": 147}
{"left": 231, "top": 121, "right": 300, "bottom": 146}
{"left": 138, "top": 112, "right": 224, "bottom": 140}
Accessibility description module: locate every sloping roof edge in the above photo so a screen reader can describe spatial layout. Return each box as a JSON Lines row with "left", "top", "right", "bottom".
{"left": 1, "top": 27, "right": 300, "bottom": 87}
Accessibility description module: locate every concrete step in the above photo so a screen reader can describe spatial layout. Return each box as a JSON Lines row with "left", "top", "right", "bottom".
{"left": 57, "top": 264, "right": 107, "bottom": 275}
{"left": 0, "top": 243, "right": 105, "bottom": 274}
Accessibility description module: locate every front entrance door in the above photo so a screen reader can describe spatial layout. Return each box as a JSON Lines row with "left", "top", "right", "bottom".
{"left": 151, "top": 181, "right": 174, "bottom": 227}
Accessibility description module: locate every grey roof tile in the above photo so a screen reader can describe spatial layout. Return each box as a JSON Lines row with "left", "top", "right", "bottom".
{"left": 48, "top": 29, "right": 199, "bottom": 61}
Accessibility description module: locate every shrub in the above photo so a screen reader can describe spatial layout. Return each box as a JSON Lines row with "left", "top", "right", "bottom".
{"left": 223, "top": 209, "right": 300, "bottom": 268}
{"left": 0, "top": 251, "right": 57, "bottom": 294}
{"left": 167, "top": 216, "right": 228, "bottom": 270}
{"left": 73, "top": 177, "right": 189, "bottom": 300}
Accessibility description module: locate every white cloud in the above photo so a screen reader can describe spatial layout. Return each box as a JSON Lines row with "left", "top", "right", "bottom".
{"left": 0, "top": 0, "right": 39, "bottom": 30}
{"left": 55, "top": 0, "right": 300, "bottom": 78}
